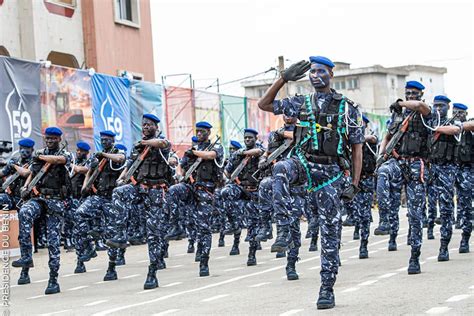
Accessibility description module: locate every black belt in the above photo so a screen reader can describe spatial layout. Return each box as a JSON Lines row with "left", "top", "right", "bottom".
{"left": 305, "top": 154, "right": 339, "bottom": 165}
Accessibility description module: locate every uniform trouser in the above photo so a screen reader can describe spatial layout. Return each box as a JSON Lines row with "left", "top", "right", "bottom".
{"left": 0, "top": 193, "right": 18, "bottom": 210}
{"left": 18, "top": 198, "right": 64, "bottom": 272}
{"left": 221, "top": 183, "right": 247, "bottom": 229}
{"left": 403, "top": 160, "right": 426, "bottom": 250}
{"left": 167, "top": 183, "right": 214, "bottom": 256}
{"left": 456, "top": 164, "right": 473, "bottom": 237}
{"left": 377, "top": 159, "right": 403, "bottom": 236}
{"left": 258, "top": 177, "right": 275, "bottom": 233}
{"left": 431, "top": 163, "right": 457, "bottom": 243}
{"left": 244, "top": 191, "right": 260, "bottom": 249}
{"left": 128, "top": 203, "right": 146, "bottom": 239}
{"left": 272, "top": 159, "right": 300, "bottom": 226}
{"left": 113, "top": 184, "right": 167, "bottom": 264}
{"left": 427, "top": 179, "right": 438, "bottom": 228}
{"left": 74, "top": 195, "right": 118, "bottom": 260}
{"left": 353, "top": 176, "right": 375, "bottom": 241}
{"left": 64, "top": 198, "right": 80, "bottom": 241}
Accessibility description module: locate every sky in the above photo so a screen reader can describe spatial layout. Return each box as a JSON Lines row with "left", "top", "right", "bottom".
{"left": 150, "top": 0, "right": 473, "bottom": 115}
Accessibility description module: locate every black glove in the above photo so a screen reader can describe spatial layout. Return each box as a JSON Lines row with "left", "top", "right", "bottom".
{"left": 389, "top": 99, "right": 403, "bottom": 113}
{"left": 341, "top": 183, "right": 361, "bottom": 202}
{"left": 184, "top": 149, "right": 195, "bottom": 158}
{"left": 20, "top": 187, "right": 30, "bottom": 200}
{"left": 281, "top": 60, "right": 311, "bottom": 82}
{"left": 236, "top": 148, "right": 246, "bottom": 157}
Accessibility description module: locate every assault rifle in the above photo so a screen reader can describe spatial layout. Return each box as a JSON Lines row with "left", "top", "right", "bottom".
{"left": 432, "top": 111, "right": 462, "bottom": 142}
{"left": 251, "top": 138, "right": 293, "bottom": 180}
{"left": 82, "top": 157, "right": 108, "bottom": 194}
{"left": 230, "top": 156, "right": 250, "bottom": 184}
{"left": 123, "top": 132, "right": 162, "bottom": 185}
{"left": 1, "top": 163, "right": 30, "bottom": 194}
{"left": 183, "top": 137, "right": 220, "bottom": 183}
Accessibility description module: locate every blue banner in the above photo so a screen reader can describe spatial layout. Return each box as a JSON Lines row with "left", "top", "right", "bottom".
{"left": 91, "top": 74, "right": 131, "bottom": 153}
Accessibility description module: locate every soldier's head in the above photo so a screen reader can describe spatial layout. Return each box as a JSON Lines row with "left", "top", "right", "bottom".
{"left": 195, "top": 121, "right": 212, "bottom": 142}
{"left": 76, "top": 141, "right": 90, "bottom": 160}
{"left": 405, "top": 81, "right": 424, "bottom": 101}
{"left": 99, "top": 130, "right": 115, "bottom": 151}
{"left": 283, "top": 115, "right": 297, "bottom": 125}
{"left": 432, "top": 95, "right": 451, "bottom": 119}
{"left": 308, "top": 56, "right": 334, "bottom": 91}
{"left": 168, "top": 155, "right": 178, "bottom": 167}
{"left": 18, "top": 138, "right": 35, "bottom": 159}
{"left": 229, "top": 140, "right": 242, "bottom": 154}
{"left": 243, "top": 129, "right": 258, "bottom": 148}
{"left": 142, "top": 114, "right": 160, "bottom": 138}
{"left": 44, "top": 127, "right": 62, "bottom": 150}
{"left": 452, "top": 103, "right": 468, "bottom": 122}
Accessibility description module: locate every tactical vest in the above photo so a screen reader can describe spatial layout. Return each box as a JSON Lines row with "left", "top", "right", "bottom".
{"left": 429, "top": 130, "right": 456, "bottom": 164}
{"left": 362, "top": 141, "right": 377, "bottom": 176}
{"left": 135, "top": 146, "right": 172, "bottom": 185}
{"left": 95, "top": 147, "right": 123, "bottom": 196}
{"left": 70, "top": 158, "right": 87, "bottom": 198}
{"left": 37, "top": 148, "right": 70, "bottom": 197}
{"left": 235, "top": 152, "right": 260, "bottom": 187}
{"left": 396, "top": 112, "right": 429, "bottom": 158}
{"left": 454, "top": 130, "right": 473, "bottom": 164}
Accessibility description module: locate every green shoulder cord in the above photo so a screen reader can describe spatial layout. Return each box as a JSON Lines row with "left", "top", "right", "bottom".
{"left": 336, "top": 97, "right": 347, "bottom": 155}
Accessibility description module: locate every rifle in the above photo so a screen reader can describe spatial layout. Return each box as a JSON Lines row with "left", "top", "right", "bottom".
{"left": 432, "top": 112, "right": 461, "bottom": 142}
{"left": 1, "top": 162, "right": 29, "bottom": 194}
{"left": 251, "top": 138, "right": 293, "bottom": 180}
{"left": 230, "top": 156, "right": 250, "bottom": 184}
{"left": 82, "top": 157, "right": 108, "bottom": 194}
{"left": 183, "top": 136, "right": 220, "bottom": 183}
{"left": 376, "top": 112, "right": 415, "bottom": 167}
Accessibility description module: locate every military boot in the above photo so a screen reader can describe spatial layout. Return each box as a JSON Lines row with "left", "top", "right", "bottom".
{"left": 309, "top": 235, "right": 318, "bottom": 252}
{"left": 194, "top": 243, "right": 202, "bottom": 262}
{"left": 266, "top": 224, "right": 273, "bottom": 240}
{"left": 106, "top": 235, "right": 129, "bottom": 249}
{"left": 164, "top": 225, "right": 186, "bottom": 241}
{"left": 229, "top": 235, "right": 240, "bottom": 256}
{"left": 223, "top": 222, "right": 241, "bottom": 236}
{"left": 163, "top": 243, "right": 169, "bottom": 258}
{"left": 143, "top": 264, "right": 159, "bottom": 290}
{"left": 305, "top": 229, "right": 312, "bottom": 239}
{"left": 247, "top": 246, "right": 257, "bottom": 266}
{"left": 271, "top": 224, "right": 290, "bottom": 253}
{"left": 276, "top": 251, "right": 286, "bottom": 258}
{"left": 199, "top": 255, "right": 210, "bottom": 277}
{"left": 374, "top": 222, "right": 389, "bottom": 236}
{"left": 218, "top": 233, "right": 225, "bottom": 247}
{"left": 407, "top": 248, "right": 421, "bottom": 275}
{"left": 434, "top": 217, "right": 441, "bottom": 225}
{"left": 116, "top": 249, "right": 126, "bottom": 266}
{"left": 359, "top": 240, "right": 369, "bottom": 259}
{"left": 18, "top": 267, "right": 30, "bottom": 285}
{"left": 437, "top": 240, "right": 450, "bottom": 261}
{"left": 316, "top": 287, "right": 335, "bottom": 309}
{"left": 353, "top": 225, "right": 360, "bottom": 240}
{"left": 12, "top": 257, "right": 34, "bottom": 268}
{"left": 74, "top": 261, "right": 86, "bottom": 274}
{"left": 388, "top": 234, "right": 397, "bottom": 251}
{"left": 79, "top": 246, "right": 98, "bottom": 262}
{"left": 44, "top": 271, "right": 60, "bottom": 295}
{"left": 256, "top": 240, "right": 262, "bottom": 250}
{"left": 459, "top": 233, "right": 470, "bottom": 253}
{"left": 427, "top": 225, "right": 435, "bottom": 240}
{"left": 187, "top": 241, "right": 195, "bottom": 253}
{"left": 95, "top": 239, "right": 107, "bottom": 251}
{"left": 157, "top": 257, "right": 167, "bottom": 270}
{"left": 103, "top": 261, "right": 118, "bottom": 281}
{"left": 286, "top": 257, "right": 299, "bottom": 281}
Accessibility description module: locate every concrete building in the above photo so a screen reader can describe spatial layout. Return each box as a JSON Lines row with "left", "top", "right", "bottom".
{"left": 0, "top": 0, "right": 154, "bottom": 80}
{"left": 242, "top": 61, "right": 447, "bottom": 115}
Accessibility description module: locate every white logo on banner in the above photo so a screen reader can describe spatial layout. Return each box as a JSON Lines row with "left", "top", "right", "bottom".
{"left": 100, "top": 93, "right": 123, "bottom": 141}
{"left": 5, "top": 89, "right": 32, "bottom": 147}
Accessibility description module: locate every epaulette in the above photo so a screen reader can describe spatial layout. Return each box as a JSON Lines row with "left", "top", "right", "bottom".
{"left": 345, "top": 98, "right": 358, "bottom": 108}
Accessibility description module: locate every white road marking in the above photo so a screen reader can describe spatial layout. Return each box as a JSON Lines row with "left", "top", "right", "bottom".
{"left": 248, "top": 282, "right": 271, "bottom": 288}
{"left": 469, "top": 285, "right": 474, "bottom": 290}
{"left": 369, "top": 250, "right": 379, "bottom": 254}
{"left": 259, "top": 261, "right": 267, "bottom": 264}
{"left": 62, "top": 273, "right": 79, "bottom": 278}
{"left": 426, "top": 256, "right": 437, "bottom": 260}
{"left": 396, "top": 266, "right": 407, "bottom": 272}
{"left": 162, "top": 282, "right": 182, "bottom": 288}
{"left": 342, "top": 287, "right": 360, "bottom": 293}
{"left": 169, "top": 265, "right": 184, "bottom": 268}
{"left": 279, "top": 309, "right": 304, "bottom": 316}
{"left": 152, "top": 309, "right": 181, "bottom": 316}
{"left": 38, "top": 310, "right": 72, "bottom": 316}
{"left": 137, "top": 289, "right": 158, "bottom": 294}
{"left": 84, "top": 300, "right": 109, "bottom": 307}
{"left": 379, "top": 273, "right": 397, "bottom": 279}
{"left": 200, "top": 294, "right": 229, "bottom": 302}
{"left": 174, "top": 253, "right": 186, "bottom": 257}
{"left": 94, "top": 281, "right": 107, "bottom": 285}
{"left": 349, "top": 255, "right": 359, "bottom": 259}
{"left": 88, "top": 268, "right": 101, "bottom": 272}
{"left": 358, "top": 280, "right": 378, "bottom": 286}
{"left": 67, "top": 285, "right": 89, "bottom": 291}
{"left": 215, "top": 256, "right": 227, "bottom": 260}
{"left": 224, "top": 267, "right": 244, "bottom": 272}
{"left": 33, "top": 279, "right": 48, "bottom": 283}
{"left": 425, "top": 307, "right": 451, "bottom": 314}
{"left": 420, "top": 261, "right": 426, "bottom": 265}
{"left": 308, "top": 266, "right": 320, "bottom": 270}
{"left": 449, "top": 248, "right": 457, "bottom": 252}
{"left": 138, "top": 259, "right": 149, "bottom": 263}
{"left": 122, "top": 274, "right": 141, "bottom": 279}
{"left": 10, "top": 284, "right": 19, "bottom": 288}
{"left": 271, "top": 258, "right": 285, "bottom": 261}
{"left": 378, "top": 247, "right": 386, "bottom": 250}
{"left": 445, "top": 294, "right": 470, "bottom": 302}
{"left": 27, "top": 295, "right": 46, "bottom": 300}
{"left": 340, "top": 259, "right": 348, "bottom": 263}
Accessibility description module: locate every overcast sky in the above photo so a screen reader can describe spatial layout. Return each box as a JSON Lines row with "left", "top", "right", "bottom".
{"left": 151, "top": 0, "right": 473, "bottom": 114}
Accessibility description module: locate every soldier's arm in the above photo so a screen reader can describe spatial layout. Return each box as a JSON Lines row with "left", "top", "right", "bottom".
{"left": 436, "top": 125, "right": 462, "bottom": 135}
{"left": 38, "top": 155, "right": 67, "bottom": 164}
{"left": 243, "top": 148, "right": 264, "bottom": 157}
{"left": 12, "top": 165, "right": 31, "bottom": 178}
{"left": 193, "top": 150, "right": 217, "bottom": 160}
{"left": 257, "top": 78, "right": 286, "bottom": 112}
{"left": 176, "top": 164, "right": 184, "bottom": 177}
{"left": 73, "top": 164, "right": 89, "bottom": 174}
{"left": 378, "top": 133, "right": 392, "bottom": 156}
{"left": 399, "top": 100, "right": 431, "bottom": 116}
{"left": 22, "top": 173, "right": 34, "bottom": 189}
{"left": 140, "top": 138, "right": 170, "bottom": 149}
{"left": 101, "top": 152, "right": 126, "bottom": 163}
{"left": 365, "top": 135, "right": 378, "bottom": 144}
{"left": 462, "top": 120, "right": 474, "bottom": 131}
{"left": 81, "top": 169, "right": 93, "bottom": 191}
{"left": 351, "top": 143, "right": 363, "bottom": 186}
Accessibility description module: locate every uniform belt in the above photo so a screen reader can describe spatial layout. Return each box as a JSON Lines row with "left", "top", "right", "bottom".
{"left": 305, "top": 154, "right": 338, "bottom": 165}
{"left": 40, "top": 194, "right": 62, "bottom": 199}
{"left": 242, "top": 185, "right": 258, "bottom": 192}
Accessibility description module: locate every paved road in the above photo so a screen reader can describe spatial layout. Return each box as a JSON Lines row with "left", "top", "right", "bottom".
{"left": 6, "top": 209, "right": 474, "bottom": 315}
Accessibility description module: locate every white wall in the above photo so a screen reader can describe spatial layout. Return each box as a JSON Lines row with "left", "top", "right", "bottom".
{"left": 0, "top": 0, "right": 22, "bottom": 57}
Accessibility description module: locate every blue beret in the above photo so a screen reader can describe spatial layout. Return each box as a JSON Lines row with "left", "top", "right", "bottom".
{"left": 230, "top": 140, "right": 242, "bottom": 149}
{"left": 18, "top": 138, "right": 35, "bottom": 148}
{"left": 434, "top": 95, "right": 451, "bottom": 103}
{"left": 453, "top": 103, "right": 468, "bottom": 111}
{"left": 115, "top": 144, "right": 127, "bottom": 151}
{"left": 362, "top": 115, "right": 370, "bottom": 124}
{"left": 405, "top": 81, "right": 425, "bottom": 90}
{"left": 196, "top": 121, "right": 212, "bottom": 129}
{"left": 244, "top": 128, "right": 258, "bottom": 136}
{"left": 100, "top": 130, "right": 116, "bottom": 137}
{"left": 45, "top": 126, "right": 62, "bottom": 136}
{"left": 191, "top": 136, "right": 198, "bottom": 143}
{"left": 309, "top": 56, "right": 335, "bottom": 68}
{"left": 76, "top": 141, "right": 90, "bottom": 151}
{"left": 143, "top": 113, "right": 160, "bottom": 123}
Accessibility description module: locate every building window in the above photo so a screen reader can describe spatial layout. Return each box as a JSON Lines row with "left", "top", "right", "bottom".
{"left": 334, "top": 81, "right": 340, "bottom": 90}
{"left": 114, "top": 0, "right": 140, "bottom": 28}
{"left": 347, "top": 77, "right": 359, "bottom": 90}
{"left": 420, "top": 77, "right": 423, "bottom": 82}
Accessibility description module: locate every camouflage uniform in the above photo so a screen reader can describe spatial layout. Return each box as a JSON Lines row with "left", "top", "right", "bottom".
{"left": 0, "top": 155, "right": 32, "bottom": 209}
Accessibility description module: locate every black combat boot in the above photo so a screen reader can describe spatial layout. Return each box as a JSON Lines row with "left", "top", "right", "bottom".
{"left": 374, "top": 222, "right": 389, "bottom": 236}
{"left": 266, "top": 223, "right": 273, "bottom": 240}
{"left": 359, "top": 240, "right": 369, "bottom": 259}
{"left": 353, "top": 225, "right": 360, "bottom": 240}
{"left": 143, "top": 264, "right": 159, "bottom": 290}
{"left": 247, "top": 246, "right": 257, "bottom": 266}
{"left": 286, "top": 257, "right": 299, "bottom": 281}
{"left": 271, "top": 224, "right": 290, "bottom": 253}
{"left": 316, "top": 287, "right": 335, "bottom": 309}
{"left": 276, "top": 251, "right": 286, "bottom": 258}
{"left": 157, "top": 257, "right": 167, "bottom": 270}
{"left": 434, "top": 217, "right": 441, "bottom": 225}
{"left": 218, "top": 233, "right": 225, "bottom": 247}
{"left": 407, "top": 248, "right": 421, "bottom": 275}
{"left": 44, "top": 271, "right": 60, "bottom": 295}
{"left": 187, "top": 240, "right": 195, "bottom": 253}
{"left": 459, "top": 233, "right": 470, "bottom": 253}
{"left": 309, "top": 235, "right": 318, "bottom": 252}
{"left": 388, "top": 234, "right": 397, "bottom": 251}
{"left": 256, "top": 240, "right": 262, "bottom": 250}
{"left": 163, "top": 243, "right": 169, "bottom": 258}
{"left": 74, "top": 261, "right": 86, "bottom": 274}
{"left": 95, "top": 239, "right": 107, "bottom": 251}
{"left": 12, "top": 257, "right": 34, "bottom": 268}
{"left": 103, "top": 261, "right": 118, "bottom": 281}
{"left": 305, "top": 229, "right": 311, "bottom": 239}
{"left": 199, "top": 255, "right": 210, "bottom": 277}
{"left": 229, "top": 235, "right": 240, "bottom": 256}
{"left": 195, "top": 243, "right": 202, "bottom": 262}
{"left": 437, "top": 240, "right": 449, "bottom": 262}
{"left": 427, "top": 225, "right": 435, "bottom": 240}
{"left": 106, "top": 234, "right": 129, "bottom": 249}
{"left": 223, "top": 221, "right": 241, "bottom": 235}
{"left": 164, "top": 225, "right": 186, "bottom": 241}
{"left": 79, "top": 246, "right": 98, "bottom": 262}
{"left": 116, "top": 249, "right": 126, "bottom": 266}
{"left": 18, "top": 267, "right": 30, "bottom": 285}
